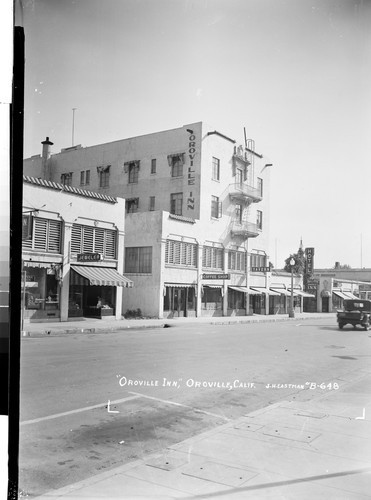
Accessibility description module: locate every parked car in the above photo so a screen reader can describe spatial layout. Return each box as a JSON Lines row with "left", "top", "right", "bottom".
{"left": 337, "top": 299, "right": 371, "bottom": 330}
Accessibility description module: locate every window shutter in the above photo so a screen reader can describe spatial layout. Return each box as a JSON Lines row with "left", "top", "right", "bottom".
{"left": 83, "top": 226, "right": 94, "bottom": 253}
{"left": 94, "top": 227, "right": 105, "bottom": 254}
{"left": 71, "top": 224, "right": 82, "bottom": 254}
{"left": 217, "top": 201, "right": 222, "bottom": 218}
{"left": 104, "top": 229, "right": 116, "bottom": 258}
{"left": 47, "top": 220, "right": 61, "bottom": 252}
{"left": 34, "top": 218, "right": 48, "bottom": 251}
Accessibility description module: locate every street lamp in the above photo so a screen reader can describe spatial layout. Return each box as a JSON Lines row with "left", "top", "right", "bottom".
{"left": 289, "top": 257, "right": 295, "bottom": 318}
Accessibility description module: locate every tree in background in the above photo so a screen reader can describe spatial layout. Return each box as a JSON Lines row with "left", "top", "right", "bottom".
{"left": 284, "top": 239, "right": 311, "bottom": 289}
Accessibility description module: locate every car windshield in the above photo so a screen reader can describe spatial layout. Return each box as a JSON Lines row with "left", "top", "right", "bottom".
{"left": 344, "top": 300, "right": 371, "bottom": 312}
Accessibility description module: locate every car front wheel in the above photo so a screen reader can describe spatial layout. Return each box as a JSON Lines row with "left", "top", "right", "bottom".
{"left": 338, "top": 323, "right": 344, "bottom": 330}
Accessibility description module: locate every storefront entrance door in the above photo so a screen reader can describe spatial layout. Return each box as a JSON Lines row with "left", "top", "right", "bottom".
{"left": 173, "top": 288, "right": 186, "bottom": 317}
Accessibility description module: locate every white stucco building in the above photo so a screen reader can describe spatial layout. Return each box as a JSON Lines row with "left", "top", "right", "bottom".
{"left": 24, "top": 122, "right": 305, "bottom": 318}
{"left": 22, "top": 176, "right": 132, "bottom": 323}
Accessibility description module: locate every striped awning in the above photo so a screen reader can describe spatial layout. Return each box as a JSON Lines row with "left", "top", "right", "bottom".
{"left": 70, "top": 266, "right": 133, "bottom": 287}
{"left": 165, "top": 283, "right": 196, "bottom": 288}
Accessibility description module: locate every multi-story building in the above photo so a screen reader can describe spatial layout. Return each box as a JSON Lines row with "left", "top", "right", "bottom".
{"left": 24, "top": 122, "right": 303, "bottom": 318}
{"left": 22, "top": 176, "right": 132, "bottom": 323}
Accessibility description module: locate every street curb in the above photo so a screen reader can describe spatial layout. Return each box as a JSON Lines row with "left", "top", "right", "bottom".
{"left": 21, "top": 314, "right": 335, "bottom": 338}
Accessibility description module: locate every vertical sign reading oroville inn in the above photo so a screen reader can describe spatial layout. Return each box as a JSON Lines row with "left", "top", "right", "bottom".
{"left": 187, "top": 129, "right": 197, "bottom": 211}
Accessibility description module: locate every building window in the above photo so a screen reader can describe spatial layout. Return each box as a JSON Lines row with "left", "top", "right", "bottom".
{"left": 85, "top": 170, "right": 90, "bottom": 185}
{"left": 235, "top": 168, "right": 243, "bottom": 186}
{"left": 165, "top": 240, "right": 197, "bottom": 267}
{"left": 212, "top": 157, "right": 220, "bottom": 181}
{"left": 97, "top": 166, "right": 110, "bottom": 188}
{"left": 128, "top": 163, "right": 139, "bottom": 183}
{"left": 228, "top": 250, "right": 246, "bottom": 272}
{"left": 149, "top": 196, "right": 155, "bottom": 211}
{"left": 71, "top": 224, "right": 117, "bottom": 259}
{"left": 168, "top": 154, "right": 184, "bottom": 177}
{"left": 125, "top": 247, "right": 152, "bottom": 273}
{"left": 257, "top": 177, "right": 263, "bottom": 197}
{"left": 235, "top": 204, "right": 242, "bottom": 223}
{"left": 61, "top": 173, "right": 73, "bottom": 186}
{"left": 22, "top": 217, "right": 62, "bottom": 253}
{"left": 170, "top": 192, "right": 183, "bottom": 215}
{"left": 151, "top": 159, "right": 156, "bottom": 174}
{"left": 126, "top": 198, "right": 139, "bottom": 213}
{"left": 250, "top": 253, "right": 267, "bottom": 269}
{"left": 80, "top": 171, "right": 85, "bottom": 186}
{"left": 257, "top": 210, "right": 263, "bottom": 230}
{"left": 202, "top": 246, "right": 224, "bottom": 270}
{"left": 211, "top": 196, "right": 222, "bottom": 218}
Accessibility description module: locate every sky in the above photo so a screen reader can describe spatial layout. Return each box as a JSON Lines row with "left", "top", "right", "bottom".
{"left": 15, "top": 0, "right": 371, "bottom": 269}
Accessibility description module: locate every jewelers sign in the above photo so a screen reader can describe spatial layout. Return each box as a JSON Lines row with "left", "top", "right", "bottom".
{"left": 77, "top": 253, "right": 102, "bottom": 262}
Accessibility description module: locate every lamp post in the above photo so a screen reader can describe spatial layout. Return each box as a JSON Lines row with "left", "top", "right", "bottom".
{"left": 289, "top": 257, "right": 295, "bottom": 318}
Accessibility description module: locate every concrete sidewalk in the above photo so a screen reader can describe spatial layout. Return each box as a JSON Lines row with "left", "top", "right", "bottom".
{"left": 22, "top": 312, "right": 336, "bottom": 337}
{"left": 33, "top": 367, "right": 371, "bottom": 499}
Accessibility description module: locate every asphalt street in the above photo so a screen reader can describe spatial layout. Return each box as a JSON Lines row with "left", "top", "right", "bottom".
{"left": 18, "top": 317, "right": 371, "bottom": 497}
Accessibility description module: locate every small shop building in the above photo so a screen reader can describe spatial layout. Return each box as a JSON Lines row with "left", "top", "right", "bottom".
{"left": 22, "top": 176, "right": 132, "bottom": 323}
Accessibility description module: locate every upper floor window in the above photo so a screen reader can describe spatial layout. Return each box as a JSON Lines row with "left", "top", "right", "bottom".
{"left": 202, "top": 245, "right": 224, "bottom": 270}
{"left": 126, "top": 198, "right": 139, "bottom": 213}
{"left": 235, "top": 203, "right": 242, "bottom": 223}
{"left": 80, "top": 170, "right": 90, "bottom": 186}
{"left": 22, "top": 217, "right": 62, "bottom": 253}
{"left": 165, "top": 240, "right": 197, "bottom": 267}
{"left": 97, "top": 165, "right": 110, "bottom": 188}
{"left": 170, "top": 192, "right": 183, "bottom": 216}
{"left": 125, "top": 246, "right": 152, "bottom": 273}
{"left": 212, "top": 157, "right": 220, "bottom": 181}
{"left": 235, "top": 168, "right": 243, "bottom": 186}
{"left": 251, "top": 252, "right": 267, "bottom": 269}
{"left": 71, "top": 223, "right": 117, "bottom": 259}
{"left": 151, "top": 159, "right": 157, "bottom": 174}
{"left": 211, "top": 196, "right": 222, "bottom": 218}
{"left": 149, "top": 196, "right": 155, "bottom": 211}
{"left": 228, "top": 250, "right": 246, "bottom": 272}
{"left": 257, "top": 177, "right": 263, "bottom": 197}
{"left": 168, "top": 153, "right": 185, "bottom": 177}
{"left": 257, "top": 210, "right": 263, "bottom": 230}
{"left": 61, "top": 172, "right": 73, "bottom": 186}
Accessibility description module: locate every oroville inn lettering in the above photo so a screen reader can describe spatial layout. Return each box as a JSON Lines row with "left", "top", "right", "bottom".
{"left": 117, "top": 375, "right": 255, "bottom": 390}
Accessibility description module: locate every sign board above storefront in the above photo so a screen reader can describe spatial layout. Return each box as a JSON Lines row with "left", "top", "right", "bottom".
{"left": 251, "top": 267, "right": 271, "bottom": 273}
{"left": 305, "top": 247, "right": 315, "bottom": 275}
{"left": 202, "top": 273, "right": 230, "bottom": 280}
{"left": 77, "top": 253, "right": 103, "bottom": 262}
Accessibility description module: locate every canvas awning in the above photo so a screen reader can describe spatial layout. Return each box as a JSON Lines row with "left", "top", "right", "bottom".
{"left": 165, "top": 283, "right": 195, "bottom": 288}
{"left": 270, "top": 288, "right": 292, "bottom": 296}
{"left": 229, "top": 286, "right": 262, "bottom": 295}
{"left": 333, "top": 290, "right": 349, "bottom": 300}
{"left": 342, "top": 291, "right": 358, "bottom": 299}
{"left": 70, "top": 266, "right": 133, "bottom": 287}
{"left": 250, "top": 287, "right": 280, "bottom": 296}
{"left": 288, "top": 289, "right": 316, "bottom": 298}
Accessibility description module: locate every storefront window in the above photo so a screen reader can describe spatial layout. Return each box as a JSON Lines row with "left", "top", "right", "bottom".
{"left": 202, "top": 287, "right": 222, "bottom": 310}
{"left": 23, "top": 266, "right": 59, "bottom": 313}
{"left": 228, "top": 289, "right": 245, "bottom": 309}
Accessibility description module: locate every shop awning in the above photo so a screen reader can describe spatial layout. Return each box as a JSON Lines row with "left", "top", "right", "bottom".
{"left": 333, "top": 290, "right": 349, "bottom": 300}
{"left": 342, "top": 291, "right": 358, "bottom": 299}
{"left": 270, "top": 288, "right": 292, "bottom": 296}
{"left": 250, "top": 287, "right": 280, "bottom": 296}
{"left": 71, "top": 266, "right": 133, "bottom": 287}
{"left": 203, "top": 284, "right": 223, "bottom": 288}
{"left": 165, "top": 283, "right": 195, "bottom": 288}
{"left": 288, "top": 289, "right": 315, "bottom": 298}
{"left": 229, "top": 286, "right": 261, "bottom": 295}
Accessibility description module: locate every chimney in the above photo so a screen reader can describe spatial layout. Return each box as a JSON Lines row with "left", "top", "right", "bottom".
{"left": 41, "top": 137, "right": 53, "bottom": 180}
